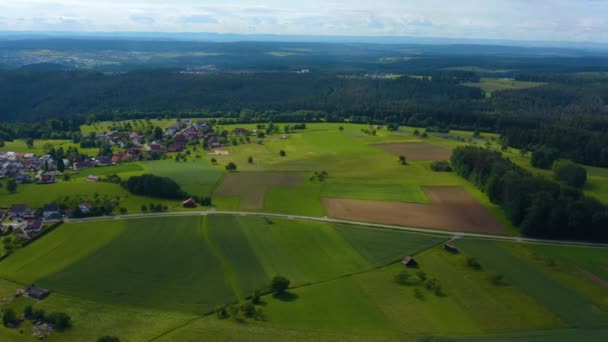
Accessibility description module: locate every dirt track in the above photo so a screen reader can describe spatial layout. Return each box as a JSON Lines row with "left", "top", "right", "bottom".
{"left": 373, "top": 142, "right": 451, "bottom": 161}
{"left": 324, "top": 186, "right": 506, "bottom": 235}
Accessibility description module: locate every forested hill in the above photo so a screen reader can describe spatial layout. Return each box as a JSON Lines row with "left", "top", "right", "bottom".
{"left": 0, "top": 69, "right": 485, "bottom": 122}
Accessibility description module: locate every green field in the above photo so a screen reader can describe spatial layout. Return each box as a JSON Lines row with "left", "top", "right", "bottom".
{"left": 1, "top": 139, "right": 99, "bottom": 156}
{"left": 0, "top": 215, "right": 606, "bottom": 340}
{"left": 142, "top": 159, "right": 223, "bottom": 196}
{"left": 464, "top": 78, "right": 545, "bottom": 96}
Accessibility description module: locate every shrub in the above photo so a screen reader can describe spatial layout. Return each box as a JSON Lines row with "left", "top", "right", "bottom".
{"left": 394, "top": 271, "right": 411, "bottom": 285}
{"left": 225, "top": 162, "right": 237, "bottom": 172}
{"left": 2, "top": 308, "right": 17, "bottom": 327}
{"left": 430, "top": 161, "right": 452, "bottom": 172}
{"left": 467, "top": 257, "right": 482, "bottom": 271}
{"left": 270, "top": 276, "right": 290, "bottom": 294}
{"left": 414, "top": 288, "right": 425, "bottom": 301}
{"left": 98, "top": 337, "right": 120, "bottom": 342}
{"left": 122, "top": 174, "right": 187, "bottom": 199}
{"left": 553, "top": 161, "right": 587, "bottom": 188}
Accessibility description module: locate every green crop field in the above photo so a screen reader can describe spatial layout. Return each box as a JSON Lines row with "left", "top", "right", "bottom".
{"left": 142, "top": 159, "right": 223, "bottom": 196}
{"left": 0, "top": 216, "right": 605, "bottom": 341}
{"left": 455, "top": 239, "right": 608, "bottom": 328}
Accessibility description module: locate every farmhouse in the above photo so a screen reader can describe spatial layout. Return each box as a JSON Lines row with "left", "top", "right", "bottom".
{"left": 40, "top": 173, "right": 55, "bottom": 184}
{"left": 25, "top": 219, "right": 43, "bottom": 235}
{"left": 79, "top": 202, "right": 93, "bottom": 214}
{"left": 26, "top": 285, "right": 50, "bottom": 300}
{"left": 9, "top": 203, "right": 31, "bottom": 218}
{"left": 182, "top": 197, "right": 197, "bottom": 208}
{"left": 96, "top": 156, "right": 114, "bottom": 166}
{"left": 402, "top": 256, "right": 418, "bottom": 268}
{"left": 73, "top": 159, "right": 96, "bottom": 170}
{"left": 43, "top": 203, "right": 61, "bottom": 219}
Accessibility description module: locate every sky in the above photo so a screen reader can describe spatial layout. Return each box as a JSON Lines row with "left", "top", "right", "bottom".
{"left": 0, "top": 0, "right": 607, "bottom": 43}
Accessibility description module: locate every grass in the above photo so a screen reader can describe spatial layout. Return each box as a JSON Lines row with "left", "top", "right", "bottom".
{"left": 0, "top": 217, "right": 235, "bottom": 315}
{"left": 70, "top": 163, "right": 144, "bottom": 178}
{"left": 322, "top": 183, "right": 429, "bottom": 203}
{"left": 463, "top": 78, "right": 545, "bottom": 97}
{"left": 0, "top": 177, "right": 180, "bottom": 213}
{"left": 207, "top": 216, "right": 372, "bottom": 291}
{"left": 142, "top": 159, "right": 223, "bottom": 196}
{"left": 455, "top": 239, "right": 608, "bottom": 328}
{"left": 334, "top": 224, "right": 446, "bottom": 266}
{"left": 1, "top": 139, "right": 99, "bottom": 156}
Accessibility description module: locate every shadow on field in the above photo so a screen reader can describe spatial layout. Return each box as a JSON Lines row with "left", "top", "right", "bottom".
{"left": 272, "top": 292, "right": 299, "bottom": 302}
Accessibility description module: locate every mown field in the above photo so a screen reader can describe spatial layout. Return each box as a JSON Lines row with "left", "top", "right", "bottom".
{"left": 0, "top": 215, "right": 605, "bottom": 341}
{"left": 463, "top": 78, "right": 545, "bottom": 97}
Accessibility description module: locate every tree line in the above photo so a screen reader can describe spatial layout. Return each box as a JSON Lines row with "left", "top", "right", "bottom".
{"left": 451, "top": 146, "right": 608, "bottom": 242}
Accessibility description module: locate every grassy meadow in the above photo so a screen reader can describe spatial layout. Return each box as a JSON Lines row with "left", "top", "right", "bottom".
{"left": 0, "top": 215, "right": 605, "bottom": 340}
{"left": 463, "top": 78, "right": 546, "bottom": 97}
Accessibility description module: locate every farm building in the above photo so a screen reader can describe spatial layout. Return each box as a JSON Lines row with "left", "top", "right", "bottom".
{"left": 43, "top": 204, "right": 61, "bottom": 219}
{"left": 402, "top": 256, "right": 418, "bottom": 268}
{"left": 182, "top": 197, "right": 197, "bottom": 208}
{"left": 26, "top": 285, "right": 50, "bottom": 300}
{"left": 86, "top": 175, "right": 101, "bottom": 182}
{"left": 444, "top": 243, "right": 460, "bottom": 254}
{"left": 79, "top": 202, "right": 93, "bottom": 214}
{"left": 9, "top": 203, "right": 31, "bottom": 217}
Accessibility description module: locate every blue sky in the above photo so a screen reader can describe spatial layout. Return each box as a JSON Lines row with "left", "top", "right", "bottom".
{"left": 1, "top": 0, "right": 607, "bottom": 42}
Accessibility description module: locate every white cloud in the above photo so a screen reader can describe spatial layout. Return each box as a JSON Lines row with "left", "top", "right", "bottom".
{"left": 0, "top": 0, "right": 606, "bottom": 42}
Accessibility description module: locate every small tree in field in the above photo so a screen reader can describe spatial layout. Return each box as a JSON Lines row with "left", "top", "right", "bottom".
{"left": 270, "top": 276, "right": 290, "bottom": 294}
{"left": 248, "top": 156, "right": 254, "bottom": 164}
{"left": 279, "top": 150, "right": 286, "bottom": 157}
{"left": 7, "top": 179, "right": 17, "bottom": 193}
{"left": 226, "top": 162, "right": 237, "bottom": 172}
{"left": 399, "top": 155, "right": 407, "bottom": 165}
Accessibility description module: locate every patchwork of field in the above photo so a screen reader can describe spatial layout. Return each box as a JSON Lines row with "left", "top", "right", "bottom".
{"left": 325, "top": 186, "right": 506, "bottom": 234}
{"left": 0, "top": 215, "right": 606, "bottom": 341}
{"left": 373, "top": 142, "right": 452, "bottom": 161}
{"left": 214, "top": 172, "right": 303, "bottom": 209}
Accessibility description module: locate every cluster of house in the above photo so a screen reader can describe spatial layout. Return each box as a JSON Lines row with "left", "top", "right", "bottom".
{"left": 1, "top": 203, "right": 62, "bottom": 240}
{"left": 0, "top": 152, "right": 59, "bottom": 184}
{"left": 91, "top": 119, "right": 212, "bottom": 159}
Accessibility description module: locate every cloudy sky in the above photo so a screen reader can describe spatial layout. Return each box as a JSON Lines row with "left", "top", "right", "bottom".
{"left": 1, "top": 0, "right": 607, "bottom": 42}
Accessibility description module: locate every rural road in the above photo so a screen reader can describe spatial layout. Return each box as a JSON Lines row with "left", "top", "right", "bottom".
{"left": 62, "top": 210, "right": 608, "bottom": 249}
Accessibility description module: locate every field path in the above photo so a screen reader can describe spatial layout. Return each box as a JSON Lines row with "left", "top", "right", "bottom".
{"left": 61, "top": 210, "right": 608, "bottom": 249}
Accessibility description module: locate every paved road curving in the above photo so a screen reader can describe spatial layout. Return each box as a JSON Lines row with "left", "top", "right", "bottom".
{"left": 61, "top": 210, "right": 608, "bottom": 249}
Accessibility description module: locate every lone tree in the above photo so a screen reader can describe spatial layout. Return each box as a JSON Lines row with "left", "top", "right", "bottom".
{"left": 2, "top": 308, "right": 16, "bottom": 327}
{"left": 26, "top": 137, "right": 35, "bottom": 149}
{"left": 226, "top": 162, "right": 237, "bottom": 172}
{"left": 6, "top": 179, "right": 17, "bottom": 194}
{"left": 270, "top": 276, "right": 290, "bottom": 295}
{"left": 279, "top": 150, "right": 287, "bottom": 157}
{"left": 248, "top": 156, "right": 254, "bottom": 164}
{"left": 553, "top": 160, "right": 587, "bottom": 188}
{"left": 399, "top": 155, "right": 407, "bottom": 165}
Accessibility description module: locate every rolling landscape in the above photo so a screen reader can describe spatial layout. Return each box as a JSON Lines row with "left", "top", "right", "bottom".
{"left": 0, "top": 1, "right": 607, "bottom": 341}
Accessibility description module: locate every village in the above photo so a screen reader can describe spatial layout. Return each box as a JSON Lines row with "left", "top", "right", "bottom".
{"left": 0, "top": 119, "right": 263, "bottom": 242}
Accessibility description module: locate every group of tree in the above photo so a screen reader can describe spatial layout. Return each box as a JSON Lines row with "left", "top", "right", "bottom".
{"left": 141, "top": 203, "right": 169, "bottom": 213}
{"left": 451, "top": 146, "right": 608, "bottom": 242}
{"left": 122, "top": 174, "right": 188, "bottom": 199}
{"left": 309, "top": 170, "right": 329, "bottom": 182}
{"left": 430, "top": 160, "right": 453, "bottom": 172}
{"left": 23, "top": 305, "right": 71, "bottom": 331}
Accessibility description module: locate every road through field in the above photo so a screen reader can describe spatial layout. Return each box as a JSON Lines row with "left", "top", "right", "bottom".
{"left": 61, "top": 210, "right": 608, "bottom": 249}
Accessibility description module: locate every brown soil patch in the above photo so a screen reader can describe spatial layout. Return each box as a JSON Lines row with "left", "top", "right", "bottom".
{"left": 324, "top": 186, "right": 506, "bottom": 234}
{"left": 214, "top": 172, "right": 303, "bottom": 209}
{"left": 373, "top": 142, "right": 451, "bottom": 161}
{"left": 577, "top": 267, "right": 608, "bottom": 289}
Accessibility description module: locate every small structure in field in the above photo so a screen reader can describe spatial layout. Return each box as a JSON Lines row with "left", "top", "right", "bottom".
{"left": 212, "top": 149, "right": 230, "bottom": 156}
{"left": 182, "top": 197, "right": 197, "bottom": 208}
{"left": 444, "top": 243, "right": 460, "bottom": 254}
{"left": 26, "top": 285, "right": 50, "bottom": 300}
{"left": 86, "top": 175, "right": 101, "bottom": 182}
{"left": 402, "top": 256, "right": 418, "bottom": 268}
